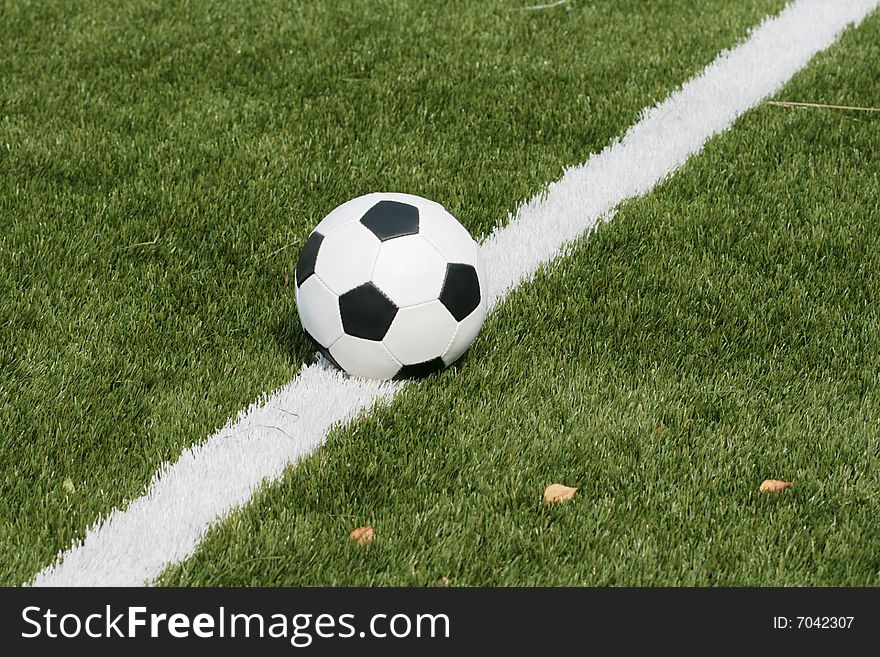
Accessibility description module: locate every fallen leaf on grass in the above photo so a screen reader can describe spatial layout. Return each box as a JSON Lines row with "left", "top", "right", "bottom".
{"left": 543, "top": 483, "right": 578, "bottom": 504}
{"left": 349, "top": 525, "right": 374, "bottom": 545}
{"left": 62, "top": 478, "right": 75, "bottom": 494}
{"left": 759, "top": 479, "right": 792, "bottom": 493}
{"left": 283, "top": 273, "right": 290, "bottom": 286}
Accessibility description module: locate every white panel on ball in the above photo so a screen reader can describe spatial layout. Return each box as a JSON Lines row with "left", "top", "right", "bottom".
{"left": 296, "top": 275, "right": 344, "bottom": 348}
{"left": 314, "top": 221, "right": 381, "bottom": 296}
{"left": 372, "top": 235, "right": 447, "bottom": 307}
{"left": 442, "top": 302, "right": 486, "bottom": 365}
{"left": 314, "top": 193, "right": 384, "bottom": 236}
{"left": 383, "top": 300, "right": 458, "bottom": 365}
{"left": 329, "top": 334, "right": 402, "bottom": 380}
{"left": 418, "top": 205, "right": 477, "bottom": 266}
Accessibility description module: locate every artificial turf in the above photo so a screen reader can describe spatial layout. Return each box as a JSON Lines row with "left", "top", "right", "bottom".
{"left": 158, "top": 8, "right": 880, "bottom": 586}
{"left": 7, "top": 0, "right": 869, "bottom": 586}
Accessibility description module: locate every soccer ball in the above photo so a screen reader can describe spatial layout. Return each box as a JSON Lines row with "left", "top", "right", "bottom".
{"left": 295, "top": 192, "right": 488, "bottom": 380}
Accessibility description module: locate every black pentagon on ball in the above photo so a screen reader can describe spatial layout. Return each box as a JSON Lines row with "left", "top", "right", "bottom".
{"left": 394, "top": 357, "right": 445, "bottom": 380}
{"left": 359, "top": 200, "right": 419, "bottom": 240}
{"left": 439, "top": 263, "right": 481, "bottom": 321}
{"left": 338, "top": 282, "right": 399, "bottom": 341}
{"left": 295, "top": 231, "right": 324, "bottom": 287}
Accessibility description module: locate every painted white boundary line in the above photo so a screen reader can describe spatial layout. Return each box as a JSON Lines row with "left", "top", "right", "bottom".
{"left": 31, "top": 0, "right": 878, "bottom": 586}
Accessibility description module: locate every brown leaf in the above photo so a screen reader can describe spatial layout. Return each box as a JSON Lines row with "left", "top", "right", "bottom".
{"left": 438, "top": 576, "right": 450, "bottom": 587}
{"left": 543, "top": 483, "right": 578, "bottom": 504}
{"left": 283, "top": 273, "right": 290, "bottom": 286}
{"left": 759, "top": 479, "right": 792, "bottom": 493}
{"left": 349, "top": 525, "right": 374, "bottom": 546}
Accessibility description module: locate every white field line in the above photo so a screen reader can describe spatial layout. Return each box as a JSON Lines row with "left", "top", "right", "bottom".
{"left": 30, "top": 0, "right": 878, "bottom": 586}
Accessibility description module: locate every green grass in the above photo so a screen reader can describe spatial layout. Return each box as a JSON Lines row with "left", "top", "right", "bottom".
{"left": 0, "top": 0, "right": 791, "bottom": 586}
{"left": 11, "top": 0, "right": 880, "bottom": 589}
{"left": 156, "top": 9, "right": 880, "bottom": 586}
